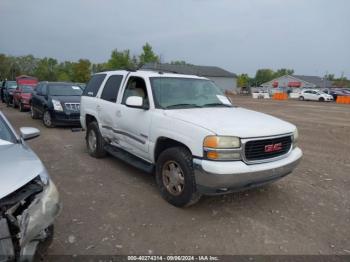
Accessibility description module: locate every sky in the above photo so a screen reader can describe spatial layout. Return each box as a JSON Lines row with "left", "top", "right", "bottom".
{"left": 0, "top": 0, "right": 349, "bottom": 78}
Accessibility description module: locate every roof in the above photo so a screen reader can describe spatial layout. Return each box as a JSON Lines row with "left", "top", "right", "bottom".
{"left": 141, "top": 63, "right": 237, "bottom": 78}
{"left": 261, "top": 74, "right": 334, "bottom": 88}
{"left": 96, "top": 70, "right": 208, "bottom": 80}
{"left": 292, "top": 75, "right": 333, "bottom": 88}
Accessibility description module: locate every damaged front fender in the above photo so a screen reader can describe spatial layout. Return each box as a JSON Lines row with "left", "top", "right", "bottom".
{"left": 18, "top": 180, "right": 61, "bottom": 256}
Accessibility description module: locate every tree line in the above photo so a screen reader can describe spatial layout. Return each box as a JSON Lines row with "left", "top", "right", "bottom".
{"left": 1, "top": 42, "right": 348, "bottom": 87}
{"left": 0, "top": 43, "right": 160, "bottom": 83}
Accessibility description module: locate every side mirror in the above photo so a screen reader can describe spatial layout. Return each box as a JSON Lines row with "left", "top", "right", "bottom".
{"left": 20, "top": 127, "right": 40, "bottom": 141}
{"left": 125, "top": 96, "right": 144, "bottom": 109}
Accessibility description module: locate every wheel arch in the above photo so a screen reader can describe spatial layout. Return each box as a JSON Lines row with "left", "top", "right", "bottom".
{"left": 154, "top": 137, "right": 193, "bottom": 162}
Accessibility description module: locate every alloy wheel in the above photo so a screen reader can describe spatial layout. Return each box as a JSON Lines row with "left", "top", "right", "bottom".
{"left": 162, "top": 161, "right": 185, "bottom": 196}
{"left": 88, "top": 129, "right": 97, "bottom": 152}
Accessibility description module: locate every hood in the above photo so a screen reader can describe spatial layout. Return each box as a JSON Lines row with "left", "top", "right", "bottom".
{"left": 49, "top": 95, "right": 81, "bottom": 103}
{"left": 0, "top": 143, "right": 44, "bottom": 199}
{"left": 164, "top": 107, "right": 296, "bottom": 138}
{"left": 21, "top": 93, "right": 32, "bottom": 99}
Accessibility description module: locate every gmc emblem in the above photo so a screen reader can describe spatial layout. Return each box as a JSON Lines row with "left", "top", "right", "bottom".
{"left": 264, "top": 142, "right": 282, "bottom": 153}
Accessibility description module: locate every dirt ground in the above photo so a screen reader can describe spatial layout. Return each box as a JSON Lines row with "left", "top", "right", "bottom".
{"left": 1, "top": 97, "right": 349, "bottom": 256}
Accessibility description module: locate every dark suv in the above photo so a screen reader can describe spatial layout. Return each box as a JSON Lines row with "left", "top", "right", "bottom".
{"left": 1, "top": 81, "right": 17, "bottom": 104}
{"left": 31, "top": 82, "right": 83, "bottom": 127}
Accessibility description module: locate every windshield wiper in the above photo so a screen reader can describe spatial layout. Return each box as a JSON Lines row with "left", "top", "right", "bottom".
{"left": 164, "top": 103, "right": 202, "bottom": 109}
{"left": 201, "top": 103, "right": 232, "bottom": 107}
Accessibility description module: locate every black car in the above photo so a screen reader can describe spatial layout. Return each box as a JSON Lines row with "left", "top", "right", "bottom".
{"left": 1, "top": 80, "right": 17, "bottom": 104}
{"left": 31, "top": 82, "right": 82, "bottom": 127}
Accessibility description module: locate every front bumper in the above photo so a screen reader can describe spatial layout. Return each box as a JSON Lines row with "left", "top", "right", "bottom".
{"left": 50, "top": 110, "right": 81, "bottom": 126}
{"left": 19, "top": 179, "right": 61, "bottom": 259}
{"left": 193, "top": 147, "right": 302, "bottom": 195}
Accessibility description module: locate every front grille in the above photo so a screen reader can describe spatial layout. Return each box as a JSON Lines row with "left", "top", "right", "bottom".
{"left": 244, "top": 135, "right": 292, "bottom": 162}
{"left": 65, "top": 103, "right": 80, "bottom": 112}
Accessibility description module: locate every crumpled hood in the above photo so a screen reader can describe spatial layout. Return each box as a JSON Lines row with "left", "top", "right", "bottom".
{"left": 0, "top": 143, "right": 44, "bottom": 199}
{"left": 164, "top": 107, "right": 296, "bottom": 138}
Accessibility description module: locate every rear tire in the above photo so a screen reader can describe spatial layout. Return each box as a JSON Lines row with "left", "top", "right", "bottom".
{"left": 31, "top": 105, "right": 39, "bottom": 119}
{"left": 86, "top": 121, "right": 106, "bottom": 158}
{"left": 155, "top": 147, "right": 201, "bottom": 207}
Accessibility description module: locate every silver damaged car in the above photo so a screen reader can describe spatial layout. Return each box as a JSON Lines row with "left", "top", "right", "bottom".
{"left": 0, "top": 111, "right": 60, "bottom": 261}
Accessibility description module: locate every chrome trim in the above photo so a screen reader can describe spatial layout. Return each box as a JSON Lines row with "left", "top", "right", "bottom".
{"left": 241, "top": 133, "right": 293, "bottom": 165}
{"left": 64, "top": 102, "right": 80, "bottom": 111}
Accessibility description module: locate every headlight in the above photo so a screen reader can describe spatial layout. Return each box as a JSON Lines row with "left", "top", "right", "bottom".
{"left": 203, "top": 136, "right": 240, "bottom": 149}
{"left": 39, "top": 168, "right": 50, "bottom": 186}
{"left": 293, "top": 128, "right": 298, "bottom": 148}
{"left": 203, "top": 136, "right": 241, "bottom": 160}
{"left": 52, "top": 99, "right": 63, "bottom": 111}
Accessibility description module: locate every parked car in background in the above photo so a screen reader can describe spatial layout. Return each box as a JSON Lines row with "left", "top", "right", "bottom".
{"left": 13, "top": 85, "right": 35, "bottom": 111}
{"left": 0, "top": 111, "right": 60, "bottom": 261}
{"left": 299, "top": 89, "right": 333, "bottom": 102}
{"left": 31, "top": 82, "right": 83, "bottom": 127}
{"left": 2, "top": 81, "right": 18, "bottom": 105}
{"left": 0, "top": 80, "right": 5, "bottom": 102}
{"left": 16, "top": 75, "right": 38, "bottom": 88}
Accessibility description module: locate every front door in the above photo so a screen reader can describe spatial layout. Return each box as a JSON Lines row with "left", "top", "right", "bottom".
{"left": 115, "top": 76, "right": 152, "bottom": 161}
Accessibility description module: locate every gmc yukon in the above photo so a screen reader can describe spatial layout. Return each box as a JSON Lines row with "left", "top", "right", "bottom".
{"left": 80, "top": 70, "right": 302, "bottom": 207}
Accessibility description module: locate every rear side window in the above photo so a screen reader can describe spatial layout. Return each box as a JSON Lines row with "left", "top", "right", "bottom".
{"left": 100, "top": 75, "right": 123, "bottom": 103}
{"left": 83, "top": 74, "right": 106, "bottom": 97}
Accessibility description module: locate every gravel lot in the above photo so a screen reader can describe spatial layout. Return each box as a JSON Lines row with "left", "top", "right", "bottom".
{"left": 1, "top": 97, "right": 349, "bottom": 256}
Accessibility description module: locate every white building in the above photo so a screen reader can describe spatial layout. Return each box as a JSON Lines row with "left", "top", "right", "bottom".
{"left": 261, "top": 75, "right": 333, "bottom": 91}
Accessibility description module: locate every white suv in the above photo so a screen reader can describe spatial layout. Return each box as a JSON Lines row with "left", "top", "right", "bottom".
{"left": 299, "top": 89, "right": 333, "bottom": 102}
{"left": 80, "top": 70, "right": 302, "bottom": 207}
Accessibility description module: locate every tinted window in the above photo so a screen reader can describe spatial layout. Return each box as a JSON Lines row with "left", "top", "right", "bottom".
{"left": 100, "top": 75, "right": 123, "bottom": 103}
{"left": 83, "top": 74, "right": 106, "bottom": 97}
{"left": 48, "top": 84, "right": 83, "bottom": 96}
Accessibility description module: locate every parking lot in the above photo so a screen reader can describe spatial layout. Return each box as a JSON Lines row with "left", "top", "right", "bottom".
{"left": 1, "top": 97, "right": 349, "bottom": 256}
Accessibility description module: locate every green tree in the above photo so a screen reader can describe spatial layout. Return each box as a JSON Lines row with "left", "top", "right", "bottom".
{"left": 16, "top": 55, "right": 39, "bottom": 76}
{"left": 107, "top": 49, "right": 134, "bottom": 70}
{"left": 139, "top": 43, "right": 159, "bottom": 66}
{"left": 72, "top": 59, "right": 91, "bottom": 83}
{"left": 34, "top": 57, "right": 58, "bottom": 81}
{"left": 56, "top": 61, "right": 74, "bottom": 81}
{"left": 325, "top": 73, "right": 335, "bottom": 81}
{"left": 274, "top": 68, "right": 294, "bottom": 78}
{"left": 237, "top": 73, "right": 251, "bottom": 87}
{"left": 254, "top": 69, "right": 275, "bottom": 86}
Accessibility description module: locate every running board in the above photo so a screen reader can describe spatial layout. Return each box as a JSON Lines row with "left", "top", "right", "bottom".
{"left": 104, "top": 144, "right": 154, "bottom": 174}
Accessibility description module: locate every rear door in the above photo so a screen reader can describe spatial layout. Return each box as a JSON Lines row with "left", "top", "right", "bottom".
{"left": 97, "top": 74, "right": 125, "bottom": 144}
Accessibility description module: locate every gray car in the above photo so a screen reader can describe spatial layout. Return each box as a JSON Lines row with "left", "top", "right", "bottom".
{"left": 0, "top": 111, "right": 60, "bottom": 261}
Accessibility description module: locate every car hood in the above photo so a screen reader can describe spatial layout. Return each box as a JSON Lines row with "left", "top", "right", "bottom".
{"left": 50, "top": 95, "right": 81, "bottom": 103}
{"left": 164, "top": 107, "right": 296, "bottom": 138}
{"left": 0, "top": 143, "right": 44, "bottom": 199}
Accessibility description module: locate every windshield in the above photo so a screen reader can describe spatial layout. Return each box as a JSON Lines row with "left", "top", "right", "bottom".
{"left": 7, "top": 82, "right": 17, "bottom": 89}
{"left": 20, "top": 85, "right": 34, "bottom": 93}
{"left": 0, "top": 115, "right": 16, "bottom": 144}
{"left": 48, "top": 84, "right": 83, "bottom": 96}
{"left": 150, "top": 77, "right": 232, "bottom": 109}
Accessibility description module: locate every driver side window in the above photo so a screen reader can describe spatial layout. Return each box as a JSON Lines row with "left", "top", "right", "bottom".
{"left": 122, "top": 77, "right": 149, "bottom": 108}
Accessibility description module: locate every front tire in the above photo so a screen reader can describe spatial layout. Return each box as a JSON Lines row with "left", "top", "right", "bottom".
{"left": 319, "top": 97, "right": 325, "bottom": 102}
{"left": 43, "top": 110, "right": 54, "bottom": 128}
{"left": 31, "top": 105, "right": 39, "bottom": 119}
{"left": 19, "top": 102, "right": 24, "bottom": 112}
{"left": 156, "top": 147, "right": 201, "bottom": 207}
{"left": 299, "top": 96, "right": 304, "bottom": 101}
{"left": 86, "top": 121, "right": 106, "bottom": 158}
